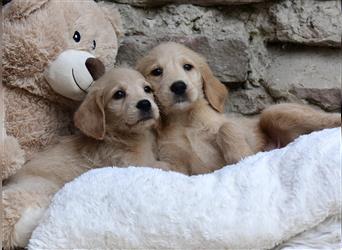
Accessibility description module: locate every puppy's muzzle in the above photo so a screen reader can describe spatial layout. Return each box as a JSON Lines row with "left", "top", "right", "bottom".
{"left": 170, "top": 81, "right": 187, "bottom": 96}
{"left": 136, "top": 99, "right": 152, "bottom": 112}
{"left": 136, "top": 99, "right": 154, "bottom": 122}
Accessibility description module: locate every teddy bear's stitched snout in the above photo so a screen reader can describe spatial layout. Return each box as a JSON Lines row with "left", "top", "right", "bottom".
{"left": 44, "top": 50, "right": 105, "bottom": 101}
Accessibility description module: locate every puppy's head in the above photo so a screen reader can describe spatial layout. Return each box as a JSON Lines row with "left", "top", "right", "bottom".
{"left": 74, "top": 68, "right": 159, "bottom": 140}
{"left": 136, "top": 42, "right": 228, "bottom": 114}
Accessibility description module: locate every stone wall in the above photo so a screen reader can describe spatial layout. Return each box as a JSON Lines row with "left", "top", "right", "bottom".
{"left": 105, "top": 0, "right": 341, "bottom": 115}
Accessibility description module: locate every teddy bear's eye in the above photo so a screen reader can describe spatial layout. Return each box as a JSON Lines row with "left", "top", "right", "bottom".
{"left": 92, "top": 40, "right": 96, "bottom": 50}
{"left": 73, "top": 31, "right": 81, "bottom": 43}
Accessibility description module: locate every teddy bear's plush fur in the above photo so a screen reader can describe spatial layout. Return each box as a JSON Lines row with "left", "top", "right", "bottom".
{"left": 2, "top": 0, "right": 123, "bottom": 179}
{"left": 1, "top": 136, "right": 25, "bottom": 181}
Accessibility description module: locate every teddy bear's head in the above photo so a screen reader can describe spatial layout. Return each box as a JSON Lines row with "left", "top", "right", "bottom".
{"left": 3, "top": 0, "right": 123, "bottom": 101}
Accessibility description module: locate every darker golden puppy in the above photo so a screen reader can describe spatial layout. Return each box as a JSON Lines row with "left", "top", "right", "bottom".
{"left": 137, "top": 42, "right": 341, "bottom": 175}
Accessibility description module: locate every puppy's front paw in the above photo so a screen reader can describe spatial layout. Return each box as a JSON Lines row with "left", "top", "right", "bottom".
{"left": 216, "top": 123, "right": 254, "bottom": 164}
{"left": 331, "top": 113, "right": 341, "bottom": 127}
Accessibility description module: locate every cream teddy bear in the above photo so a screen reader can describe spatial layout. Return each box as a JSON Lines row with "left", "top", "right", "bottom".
{"left": 1, "top": 0, "right": 123, "bottom": 180}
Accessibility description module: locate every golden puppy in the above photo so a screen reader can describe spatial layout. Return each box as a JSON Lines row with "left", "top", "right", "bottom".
{"left": 136, "top": 42, "right": 341, "bottom": 175}
{"left": 2, "top": 68, "right": 170, "bottom": 249}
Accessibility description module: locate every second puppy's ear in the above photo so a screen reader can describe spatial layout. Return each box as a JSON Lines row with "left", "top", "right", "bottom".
{"left": 199, "top": 60, "right": 228, "bottom": 113}
{"left": 74, "top": 89, "right": 105, "bottom": 140}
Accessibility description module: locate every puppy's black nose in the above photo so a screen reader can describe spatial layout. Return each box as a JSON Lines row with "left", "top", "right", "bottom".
{"left": 170, "top": 81, "right": 187, "bottom": 95}
{"left": 136, "top": 99, "right": 152, "bottom": 112}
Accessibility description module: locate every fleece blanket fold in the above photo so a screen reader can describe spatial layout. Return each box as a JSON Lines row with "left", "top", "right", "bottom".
{"left": 28, "top": 128, "right": 341, "bottom": 249}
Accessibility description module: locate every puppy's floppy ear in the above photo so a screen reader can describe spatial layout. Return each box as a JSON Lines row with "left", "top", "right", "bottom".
{"left": 136, "top": 55, "right": 152, "bottom": 77}
{"left": 199, "top": 61, "right": 228, "bottom": 113}
{"left": 74, "top": 90, "right": 105, "bottom": 140}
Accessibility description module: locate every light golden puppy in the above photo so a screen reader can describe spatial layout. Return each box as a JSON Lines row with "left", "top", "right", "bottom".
{"left": 2, "top": 68, "right": 170, "bottom": 249}
{"left": 137, "top": 42, "right": 341, "bottom": 175}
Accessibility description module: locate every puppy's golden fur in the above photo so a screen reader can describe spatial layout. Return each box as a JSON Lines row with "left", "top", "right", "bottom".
{"left": 137, "top": 42, "right": 341, "bottom": 175}
{"left": 2, "top": 68, "right": 170, "bottom": 249}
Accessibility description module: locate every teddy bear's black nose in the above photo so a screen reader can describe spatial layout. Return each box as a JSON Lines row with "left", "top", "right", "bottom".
{"left": 85, "top": 58, "right": 105, "bottom": 81}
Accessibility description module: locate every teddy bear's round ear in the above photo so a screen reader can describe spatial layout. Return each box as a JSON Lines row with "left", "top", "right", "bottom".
{"left": 3, "top": 0, "right": 49, "bottom": 20}
{"left": 97, "top": 2, "right": 124, "bottom": 38}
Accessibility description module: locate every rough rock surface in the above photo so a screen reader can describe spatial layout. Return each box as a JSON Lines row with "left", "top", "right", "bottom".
{"left": 107, "top": 0, "right": 341, "bottom": 114}
{"left": 226, "top": 85, "right": 275, "bottom": 115}
{"left": 115, "top": 4, "right": 250, "bottom": 83}
{"left": 265, "top": 0, "right": 342, "bottom": 48}
{"left": 264, "top": 44, "right": 341, "bottom": 112}
{"left": 111, "top": 0, "right": 265, "bottom": 7}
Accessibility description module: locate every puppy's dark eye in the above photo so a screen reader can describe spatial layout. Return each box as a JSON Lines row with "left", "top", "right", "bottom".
{"left": 151, "top": 68, "right": 163, "bottom": 76}
{"left": 183, "top": 64, "right": 193, "bottom": 71}
{"left": 92, "top": 40, "right": 96, "bottom": 50}
{"left": 144, "top": 86, "right": 153, "bottom": 94}
{"left": 73, "top": 31, "right": 81, "bottom": 43}
{"left": 113, "top": 90, "right": 126, "bottom": 100}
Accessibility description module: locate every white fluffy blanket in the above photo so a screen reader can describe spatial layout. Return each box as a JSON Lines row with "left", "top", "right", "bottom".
{"left": 29, "top": 128, "right": 341, "bottom": 249}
